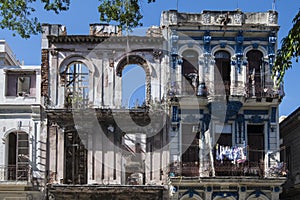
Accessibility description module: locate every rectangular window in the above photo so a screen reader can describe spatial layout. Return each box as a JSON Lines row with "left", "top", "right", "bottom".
{"left": 6, "top": 72, "right": 36, "bottom": 97}
{"left": 17, "top": 76, "right": 30, "bottom": 96}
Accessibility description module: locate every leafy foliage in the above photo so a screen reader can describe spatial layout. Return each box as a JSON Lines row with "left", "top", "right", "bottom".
{"left": 273, "top": 9, "right": 300, "bottom": 84}
{"left": 0, "top": 0, "right": 156, "bottom": 38}
{"left": 98, "top": 0, "right": 155, "bottom": 29}
{"left": 0, "top": 0, "right": 70, "bottom": 38}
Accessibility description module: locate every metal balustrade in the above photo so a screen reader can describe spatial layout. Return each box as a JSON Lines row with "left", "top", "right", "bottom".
{"left": 167, "top": 81, "right": 280, "bottom": 99}
{"left": 169, "top": 160, "right": 287, "bottom": 177}
{"left": 0, "top": 165, "right": 30, "bottom": 181}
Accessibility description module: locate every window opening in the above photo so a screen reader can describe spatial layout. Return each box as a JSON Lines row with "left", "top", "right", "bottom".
{"left": 123, "top": 133, "right": 146, "bottom": 185}
{"left": 17, "top": 77, "right": 30, "bottom": 96}
{"left": 64, "top": 131, "right": 87, "bottom": 184}
{"left": 182, "top": 50, "right": 199, "bottom": 95}
{"left": 6, "top": 72, "right": 36, "bottom": 97}
{"left": 7, "top": 132, "right": 29, "bottom": 181}
{"left": 214, "top": 51, "right": 231, "bottom": 96}
{"left": 63, "top": 62, "right": 89, "bottom": 108}
{"left": 214, "top": 124, "right": 233, "bottom": 164}
{"left": 247, "top": 124, "right": 265, "bottom": 176}
{"left": 121, "top": 64, "right": 146, "bottom": 108}
{"left": 181, "top": 125, "right": 200, "bottom": 177}
{"left": 247, "top": 50, "right": 264, "bottom": 97}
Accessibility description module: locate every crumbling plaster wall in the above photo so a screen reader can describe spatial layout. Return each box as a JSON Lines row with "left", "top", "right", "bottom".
{"left": 43, "top": 25, "right": 167, "bottom": 109}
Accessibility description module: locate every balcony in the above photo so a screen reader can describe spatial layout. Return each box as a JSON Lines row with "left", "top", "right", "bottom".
{"left": 0, "top": 165, "right": 30, "bottom": 182}
{"left": 245, "top": 84, "right": 283, "bottom": 99}
{"left": 214, "top": 160, "right": 264, "bottom": 177}
{"left": 169, "top": 160, "right": 287, "bottom": 178}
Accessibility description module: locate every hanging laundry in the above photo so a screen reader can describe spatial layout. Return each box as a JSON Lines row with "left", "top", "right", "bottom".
{"left": 215, "top": 144, "right": 247, "bottom": 164}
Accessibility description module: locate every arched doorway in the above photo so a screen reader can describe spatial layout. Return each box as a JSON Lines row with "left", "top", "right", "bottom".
{"left": 7, "top": 131, "right": 29, "bottom": 181}
{"left": 246, "top": 50, "right": 264, "bottom": 97}
{"left": 214, "top": 50, "right": 231, "bottom": 96}
{"left": 182, "top": 50, "right": 199, "bottom": 95}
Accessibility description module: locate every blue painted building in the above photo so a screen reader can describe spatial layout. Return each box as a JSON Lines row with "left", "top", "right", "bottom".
{"left": 164, "top": 9, "right": 286, "bottom": 200}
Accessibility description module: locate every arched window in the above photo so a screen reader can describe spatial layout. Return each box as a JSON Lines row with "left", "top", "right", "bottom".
{"left": 7, "top": 131, "right": 29, "bottom": 181}
{"left": 182, "top": 50, "right": 199, "bottom": 95}
{"left": 61, "top": 62, "right": 89, "bottom": 108}
{"left": 246, "top": 50, "right": 264, "bottom": 97}
{"left": 116, "top": 55, "right": 151, "bottom": 106}
{"left": 214, "top": 50, "right": 231, "bottom": 96}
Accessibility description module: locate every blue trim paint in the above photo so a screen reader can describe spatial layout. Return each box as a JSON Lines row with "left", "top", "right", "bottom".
{"left": 203, "top": 31, "right": 211, "bottom": 53}
{"left": 182, "top": 189, "right": 200, "bottom": 198}
{"left": 172, "top": 106, "right": 179, "bottom": 122}
{"left": 271, "top": 107, "right": 277, "bottom": 123}
{"left": 244, "top": 110, "right": 268, "bottom": 115}
{"left": 178, "top": 36, "right": 269, "bottom": 42}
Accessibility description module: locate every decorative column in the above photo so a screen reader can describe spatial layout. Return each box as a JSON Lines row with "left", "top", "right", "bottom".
{"left": 201, "top": 31, "right": 213, "bottom": 96}
{"left": 235, "top": 31, "right": 244, "bottom": 74}
{"left": 268, "top": 33, "right": 277, "bottom": 73}
{"left": 199, "top": 114, "right": 211, "bottom": 177}
{"left": 231, "top": 31, "right": 247, "bottom": 96}
{"left": 230, "top": 55, "right": 237, "bottom": 95}
{"left": 169, "top": 30, "right": 181, "bottom": 95}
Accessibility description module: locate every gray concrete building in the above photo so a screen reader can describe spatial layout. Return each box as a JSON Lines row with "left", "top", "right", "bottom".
{"left": 40, "top": 9, "right": 286, "bottom": 200}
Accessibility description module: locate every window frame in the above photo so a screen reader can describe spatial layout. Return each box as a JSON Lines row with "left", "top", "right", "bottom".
{"left": 17, "top": 76, "right": 31, "bottom": 97}
{"left": 7, "top": 131, "right": 29, "bottom": 181}
{"left": 5, "top": 71, "right": 36, "bottom": 97}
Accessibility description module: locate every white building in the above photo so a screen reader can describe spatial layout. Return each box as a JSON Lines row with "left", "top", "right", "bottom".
{"left": 0, "top": 40, "right": 44, "bottom": 199}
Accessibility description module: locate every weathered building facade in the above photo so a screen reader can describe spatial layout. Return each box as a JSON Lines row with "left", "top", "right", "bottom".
{"left": 41, "top": 9, "right": 286, "bottom": 200}
{"left": 280, "top": 107, "right": 300, "bottom": 200}
{"left": 163, "top": 10, "right": 286, "bottom": 200}
{"left": 0, "top": 40, "right": 44, "bottom": 199}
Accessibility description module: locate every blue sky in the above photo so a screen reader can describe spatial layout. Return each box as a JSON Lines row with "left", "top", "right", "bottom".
{"left": 122, "top": 65, "right": 146, "bottom": 108}
{"left": 0, "top": 0, "right": 299, "bottom": 116}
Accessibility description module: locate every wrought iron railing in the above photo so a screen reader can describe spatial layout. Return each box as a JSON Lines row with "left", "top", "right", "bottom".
{"left": 245, "top": 83, "right": 282, "bottom": 99}
{"left": 166, "top": 81, "right": 282, "bottom": 99}
{"left": 181, "top": 162, "right": 199, "bottom": 177}
{"left": 0, "top": 164, "right": 30, "bottom": 181}
{"left": 214, "top": 160, "right": 263, "bottom": 177}
{"left": 169, "top": 160, "right": 287, "bottom": 178}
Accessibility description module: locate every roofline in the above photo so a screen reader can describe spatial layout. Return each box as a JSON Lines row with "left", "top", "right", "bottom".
{"left": 47, "top": 35, "right": 164, "bottom": 44}
{"left": 280, "top": 106, "right": 300, "bottom": 130}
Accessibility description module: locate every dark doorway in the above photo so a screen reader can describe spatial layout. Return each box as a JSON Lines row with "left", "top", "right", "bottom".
{"left": 246, "top": 50, "right": 264, "bottom": 97}
{"left": 214, "top": 51, "right": 231, "bottom": 96}
{"left": 182, "top": 50, "right": 199, "bottom": 95}
{"left": 8, "top": 132, "right": 29, "bottom": 181}
{"left": 64, "top": 131, "right": 87, "bottom": 184}
{"left": 247, "top": 125, "right": 264, "bottom": 162}
{"left": 182, "top": 129, "right": 200, "bottom": 177}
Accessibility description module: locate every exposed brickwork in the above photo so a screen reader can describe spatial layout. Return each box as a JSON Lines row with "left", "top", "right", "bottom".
{"left": 41, "top": 49, "right": 49, "bottom": 97}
